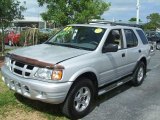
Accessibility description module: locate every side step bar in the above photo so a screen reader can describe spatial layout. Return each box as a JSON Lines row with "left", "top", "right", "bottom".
{"left": 98, "top": 76, "right": 133, "bottom": 96}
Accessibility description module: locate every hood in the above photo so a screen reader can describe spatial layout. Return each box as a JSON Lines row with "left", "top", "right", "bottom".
{"left": 10, "top": 44, "right": 90, "bottom": 64}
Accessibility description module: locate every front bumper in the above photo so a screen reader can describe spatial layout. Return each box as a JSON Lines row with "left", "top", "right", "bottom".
{"left": 1, "top": 66, "right": 72, "bottom": 104}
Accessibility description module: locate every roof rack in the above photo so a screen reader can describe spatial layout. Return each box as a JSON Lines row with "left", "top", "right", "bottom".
{"left": 89, "top": 20, "right": 143, "bottom": 27}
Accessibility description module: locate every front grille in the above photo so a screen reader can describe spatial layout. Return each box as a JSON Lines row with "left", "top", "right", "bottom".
{"left": 9, "top": 59, "right": 36, "bottom": 78}
{"left": 14, "top": 68, "right": 22, "bottom": 75}
{"left": 15, "top": 61, "right": 25, "bottom": 67}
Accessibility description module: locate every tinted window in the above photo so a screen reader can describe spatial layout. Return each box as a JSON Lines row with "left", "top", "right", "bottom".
{"left": 124, "top": 29, "right": 138, "bottom": 48}
{"left": 136, "top": 30, "right": 148, "bottom": 44}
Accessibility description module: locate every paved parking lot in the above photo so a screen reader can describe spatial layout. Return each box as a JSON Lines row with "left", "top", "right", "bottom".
{"left": 83, "top": 50, "right": 160, "bottom": 120}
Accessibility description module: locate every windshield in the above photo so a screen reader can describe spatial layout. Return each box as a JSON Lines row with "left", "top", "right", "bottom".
{"left": 46, "top": 26, "right": 106, "bottom": 51}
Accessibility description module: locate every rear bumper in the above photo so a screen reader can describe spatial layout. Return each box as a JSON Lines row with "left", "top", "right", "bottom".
{"left": 1, "top": 66, "right": 72, "bottom": 104}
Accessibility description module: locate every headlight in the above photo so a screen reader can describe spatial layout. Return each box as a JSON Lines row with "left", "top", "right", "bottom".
{"left": 4, "top": 57, "right": 11, "bottom": 69}
{"left": 35, "top": 68, "right": 52, "bottom": 80}
{"left": 35, "top": 68, "right": 63, "bottom": 80}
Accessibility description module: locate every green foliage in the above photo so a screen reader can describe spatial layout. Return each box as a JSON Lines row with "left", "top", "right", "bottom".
{"left": 148, "top": 13, "right": 160, "bottom": 24}
{"left": 38, "top": 32, "right": 51, "bottom": 44}
{"left": 143, "top": 13, "right": 160, "bottom": 30}
{"left": 129, "top": 17, "right": 142, "bottom": 22}
{"left": 0, "top": 33, "right": 2, "bottom": 52}
{"left": 38, "top": 0, "right": 110, "bottom": 26}
{"left": 0, "top": 0, "right": 25, "bottom": 28}
{"left": 0, "top": 0, "right": 25, "bottom": 55}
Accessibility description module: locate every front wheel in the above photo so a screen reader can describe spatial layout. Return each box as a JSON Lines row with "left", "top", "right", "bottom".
{"left": 132, "top": 62, "right": 146, "bottom": 86}
{"left": 61, "top": 78, "right": 95, "bottom": 119}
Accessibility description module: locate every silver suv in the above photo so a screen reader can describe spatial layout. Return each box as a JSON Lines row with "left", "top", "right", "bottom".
{"left": 1, "top": 22, "right": 151, "bottom": 119}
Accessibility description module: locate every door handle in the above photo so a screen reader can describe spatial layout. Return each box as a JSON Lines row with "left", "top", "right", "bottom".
{"left": 122, "top": 53, "right": 125, "bottom": 57}
{"left": 139, "top": 49, "right": 141, "bottom": 53}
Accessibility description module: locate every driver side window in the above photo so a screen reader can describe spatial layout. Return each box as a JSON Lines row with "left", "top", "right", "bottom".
{"left": 103, "top": 29, "right": 123, "bottom": 49}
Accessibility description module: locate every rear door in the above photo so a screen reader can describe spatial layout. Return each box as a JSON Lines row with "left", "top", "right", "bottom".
{"left": 123, "top": 29, "right": 140, "bottom": 73}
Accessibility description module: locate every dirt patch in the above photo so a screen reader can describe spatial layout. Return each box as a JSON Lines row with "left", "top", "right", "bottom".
{"left": 2, "top": 106, "right": 47, "bottom": 120}
{"left": 0, "top": 60, "right": 4, "bottom": 68}
{"left": 0, "top": 62, "right": 4, "bottom": 67}
{"left": 0, "top": 56, "right": 4, "bottom": 61}
{"left": 0, "top": 56, "right": 4, "bottom": 67}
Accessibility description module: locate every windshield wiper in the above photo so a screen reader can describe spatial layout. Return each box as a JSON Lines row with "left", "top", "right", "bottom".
{"left": 60, "top": 44, "right": 93, "bottom": 51}
{"left": 60, "top": 44, "right": 87, "bottom": 50}
{"left": 45, "top": 42, "right": 92, "bottom": 51}
{"left": 60, "top": 44, "right": 77, "bottom": 48}
{"left": 45, "top": 42, "right": 55, "bottom": 45}
{"left": 45, "top": 42, "right": 62, "bottom": 46}
{"left": 45, "top": 42, "right": 78, "bottom": 48}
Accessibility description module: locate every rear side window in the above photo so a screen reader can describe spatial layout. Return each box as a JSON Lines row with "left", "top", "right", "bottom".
{"left": 136, "top": 30, "right": 148, "bottom": 44}
{"left": 124, "top": 29, "right": 138, "bottom": 48}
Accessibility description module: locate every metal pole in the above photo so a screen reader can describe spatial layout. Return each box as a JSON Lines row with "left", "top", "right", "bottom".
{"left": 136, "top": 0, "right": 140, "bottom": 24}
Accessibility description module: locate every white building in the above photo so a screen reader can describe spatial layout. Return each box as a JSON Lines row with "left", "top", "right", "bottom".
{"left": 13, "top": 17, "right": 46, "bottom": 29}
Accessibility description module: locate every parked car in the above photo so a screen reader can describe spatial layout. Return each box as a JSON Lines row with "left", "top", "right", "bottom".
{"left": 1, "top": 22, "right": 151, "bottom": 119}
{"left": 5, "top": 31, "right": 20, "bottom": 46}
{"left": 145, "top": 31, "right": 160, "bottom": 50}
{"left": 39, "top": 28, "right": 52, "bottom": 34}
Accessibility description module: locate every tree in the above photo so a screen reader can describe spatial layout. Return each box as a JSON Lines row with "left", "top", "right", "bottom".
{"left": 129, "top": 17, "right": 141, "bottom": 22}
{"left": 0, "top": 0, "right": 25, "bottom": 55}
{"left": 38, "top": 0, "right": 110, "bottom": 26}
{"left": 143, "top": 13, "right": 160, "bottom": 30}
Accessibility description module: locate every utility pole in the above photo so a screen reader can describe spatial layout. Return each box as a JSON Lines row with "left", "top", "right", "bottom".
{"left": 136, "top": 0, "right": 140, "bottom": 24}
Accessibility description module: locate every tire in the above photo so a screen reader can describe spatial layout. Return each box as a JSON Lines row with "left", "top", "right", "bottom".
{"left": 156, "top": 42, "right": 160, "bottom": 50}
{"left": 132, "top": 62, "right": 146, "bottom": 86}
{"left": 61, "top": 78, "right": 95, "bottom": 119}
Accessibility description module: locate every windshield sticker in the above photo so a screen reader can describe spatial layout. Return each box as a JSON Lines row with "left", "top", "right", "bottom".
{"left": 94, "top": 28, "right": 103, "bottom": 33}
{"left": 64, "top": 26, "right": 72, "bottom": 31}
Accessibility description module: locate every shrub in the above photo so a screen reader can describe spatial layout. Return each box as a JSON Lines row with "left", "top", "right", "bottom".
{"left": 0, "top": 33, "right": 2, "bottom": 52}
{"left": 38, "top": 32, "right": 51, "bottom": 44}
{"left": 19, "top": 28, "right": 60, "bottom": 46}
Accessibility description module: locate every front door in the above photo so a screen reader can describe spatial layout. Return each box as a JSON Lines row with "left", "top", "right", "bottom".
{"left": 99, "top": 29, "right": 128, "bottom": 85}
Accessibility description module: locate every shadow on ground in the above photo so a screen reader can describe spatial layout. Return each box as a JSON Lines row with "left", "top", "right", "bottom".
{"left": 96, "top": 82, "right": 132, "bottom": 106}
{"left": 15, "top": 93, "right": 64, "bottom": 118}
{"left": 15, "top": 82, "right": 132, "bottom": 118}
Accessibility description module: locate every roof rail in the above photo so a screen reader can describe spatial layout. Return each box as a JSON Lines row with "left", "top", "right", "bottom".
{"left": 89, "top": 20, "right": 143, "bottom": 27}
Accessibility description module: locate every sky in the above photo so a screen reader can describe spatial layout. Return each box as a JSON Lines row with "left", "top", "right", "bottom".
{"left": 20, "top": 0, "right": 160, "bottom": 23}
{"left": 102, "top": 0, "right": 160, "bottom": 22}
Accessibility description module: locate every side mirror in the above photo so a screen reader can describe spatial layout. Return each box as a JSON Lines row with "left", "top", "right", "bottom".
{"left": 102, "top": 44, "right": 118, "bottom": 53}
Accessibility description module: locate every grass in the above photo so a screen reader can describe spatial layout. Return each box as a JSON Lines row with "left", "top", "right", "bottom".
{"left": 0, "top": 73, "right": 68, "bottom": 120}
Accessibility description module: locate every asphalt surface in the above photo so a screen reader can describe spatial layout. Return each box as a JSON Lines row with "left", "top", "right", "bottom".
{"left": 83, "top": 50, "right": 160, "bottom": 120}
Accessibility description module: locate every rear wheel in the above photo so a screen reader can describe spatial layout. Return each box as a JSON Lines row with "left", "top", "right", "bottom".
{"left": 156, "top": 42, "right": 160, "bottom": 50}
{"left": 132, "top": 62, "right": 146, "bottom": 86}
{"left": 61, "top": 78, "right": 95, "bottom": 119}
